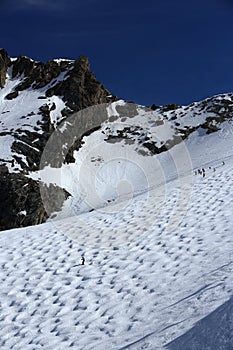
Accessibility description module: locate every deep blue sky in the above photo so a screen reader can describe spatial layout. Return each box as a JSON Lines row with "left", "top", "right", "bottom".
{"left": 1, "top": 0, "right": 233, "bottom": 106}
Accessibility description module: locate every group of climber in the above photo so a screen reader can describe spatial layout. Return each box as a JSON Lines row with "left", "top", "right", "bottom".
{"left": 194, "top": 161, "right": 225, "bottom": 178}
{"left": 195, "top": 168, "right": 206, "bottom": 177}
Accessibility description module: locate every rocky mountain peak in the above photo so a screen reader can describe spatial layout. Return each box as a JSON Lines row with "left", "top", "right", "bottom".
{"left": 0, "top": 48, "right": 118, "bottom": 230}
{"left": 0, "top": 50, "right": 116, "bottom": 110}
{"left": 74, "top": 55, "right": 90, "bottom": 72}
{"left": 45, "top": 54, "right": 116, "bottom": 112}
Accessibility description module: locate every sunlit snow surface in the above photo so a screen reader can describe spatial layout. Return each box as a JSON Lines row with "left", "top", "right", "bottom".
{"left": 0, "top": 117, "right": 233, "bottom": 349}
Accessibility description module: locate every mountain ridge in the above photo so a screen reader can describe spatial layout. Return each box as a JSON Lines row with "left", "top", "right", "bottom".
{"left": 0, "top": 48, "right": 233, "bottom": 230}
{"left": 0, "top": 49, "right": 117, "bottom": 230}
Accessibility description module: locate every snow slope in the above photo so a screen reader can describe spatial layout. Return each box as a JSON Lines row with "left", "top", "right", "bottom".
{"left": 0, "top": 116, "right": 233, "bottom": 349}
{"left": 166, "top": 296, "right": 233, "bottom": 350}
{"left": 29, "top": 95, "right": 233, "bottom": 222}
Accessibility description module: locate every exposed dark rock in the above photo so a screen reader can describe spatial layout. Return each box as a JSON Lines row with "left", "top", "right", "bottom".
{"left": 32, "top": 60, "right": 61, "bottom": 88}
{"left": 143, "top": 141, "right": 160, "bottom": 154}
{"left": 5, "top": 90, "right": 19, "bottom": 100}
{"left": 151, "top": 104, "right": 160, "bottom": 110}
{"left": 0, "top": 165, "right": 70, "bottom": 230}
{"left": 65, "top": 125, "right": 101, "bottom": 163}
{"left": 0, "top": 165, "right": 69, "bottom": 230}
{"left": 163, "top": 103, "right": 181, "bottom": 111}
{"left": 12, "top": 55, "right": 35, "bottom": 78}
{"left": 202, "top": 122, "right": 220, "bottom": 134}
{"left": 10, "top": 57, "right": 71, "bottom": 94}
{"left": 46, "top": 55, "right": 117, "bottom": 112}
{"left": 0, "top": 49, "right": 11, "bottom": 88}
{"left": 0, "top": 166, "right": 47, "bottom": 230}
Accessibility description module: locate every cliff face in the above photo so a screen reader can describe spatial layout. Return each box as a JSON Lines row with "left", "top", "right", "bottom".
{"left": 3, "top": 52, "right": 116, "bottom": 110}
{"left": 0, "top": 49, "right": 117, "bottom": 230}
{"left": 0, "top": 49, "right": 11, "bottom": 88}
{"left": 46, "top": 55, "right": 113, "bottom": 112}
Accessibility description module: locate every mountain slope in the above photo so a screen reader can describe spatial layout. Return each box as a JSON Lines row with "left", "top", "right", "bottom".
{"left": 0, "top": 49, "right": 233, "bottom": 349}
{"left": 0, "top": 123, "right": 232, "bottom": 349}
{"left": 1, "top": 48, "right": 233, "bottom": 231}
{"left": 30, "top": 94, "right": 233, "bottom": 220}
{"left": 166, "top": 296, "right": 233, "bottom": 350}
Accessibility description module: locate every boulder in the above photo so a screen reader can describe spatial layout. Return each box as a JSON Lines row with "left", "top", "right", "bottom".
{"left": 0, "top": 165, "right": 71, "bottom": 230}
{"left": 5, "top": 90, "right": 19, "bottom": 100}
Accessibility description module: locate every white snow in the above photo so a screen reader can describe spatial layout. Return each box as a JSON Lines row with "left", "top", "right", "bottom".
{"left": 18, "top": 210, "right": 27, "bottom": 216}
{"left": 48, "top": 96, "right": 66, "bottom": 126}
{"left": 0, "top": 115, "right": 233, "bottom": 349}
{"left": 107, "top": 100, "right": 126, "bottom": 117}
{"left": 53, "top": 58, "right": 75, "bottom": 63}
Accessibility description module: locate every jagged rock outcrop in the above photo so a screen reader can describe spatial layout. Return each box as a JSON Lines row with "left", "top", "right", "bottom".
{"left": 0, "top": 165, "right": 47, "bottom": 230}
{"left": 7, "top": 57, "right": 69, "bottom": 94}
{"left": 5, "top": 54, "right": 116, "bottom": 110}
{"left": 0, "top": 49, "right": 11, "bottom": 88}
{"left": 0, "top": 165, "right": 70, "bottom": 230}
{"left": 0, "top": 49, "right": 117, "bottom": 231}
{"left": 46, "top": 55, "right": 115, "bottom": 111}
{"left": 12, "top": 55, "right": 35, "bottom": 78}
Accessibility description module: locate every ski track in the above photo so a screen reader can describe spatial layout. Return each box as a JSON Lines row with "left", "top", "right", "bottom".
{"left": 0, "top": 160, "right": 233, "bottom": 349}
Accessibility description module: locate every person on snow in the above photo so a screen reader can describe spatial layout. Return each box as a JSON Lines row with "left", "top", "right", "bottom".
{"left": 81, "top": 256, "right": 85, "bottom": 265}
{"left": 202, "top": 168, "right": 205, "bottom": 177}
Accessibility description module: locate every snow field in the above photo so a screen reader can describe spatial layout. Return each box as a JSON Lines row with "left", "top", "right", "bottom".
{"left": 0, "top": 157, "right": 233, "bottom": 349}
{"left": 0, "top": 89, "right": 233, "bottom": 348}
